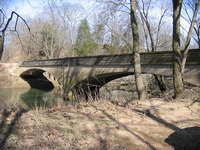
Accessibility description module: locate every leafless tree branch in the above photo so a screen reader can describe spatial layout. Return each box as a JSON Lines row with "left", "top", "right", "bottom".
{"left": 2, "top": 11, "right": 30, "bottom": 33}
{"left": 0, "top": 9, "right": 6, "bottom": 28}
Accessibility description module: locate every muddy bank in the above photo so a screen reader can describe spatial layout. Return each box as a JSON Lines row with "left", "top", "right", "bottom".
{"left": 0, "top": 63, "right": 30, "bottom": 88}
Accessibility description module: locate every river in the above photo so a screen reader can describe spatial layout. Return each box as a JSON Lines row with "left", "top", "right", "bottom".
{"left": 0, "top": 76, "right": 137, "bottom": 110}
{"left": 0, "top": 88, "right": 63, "bottom": 110}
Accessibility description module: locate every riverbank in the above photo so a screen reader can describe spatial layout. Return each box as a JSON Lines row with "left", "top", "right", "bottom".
{"left": 0, "top": 98, "right": 200, "bottom": 149}
{"left": 0, "top": 63, "right": 30, "bottom": 88}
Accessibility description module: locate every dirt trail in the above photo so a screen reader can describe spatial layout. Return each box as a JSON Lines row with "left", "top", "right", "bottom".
{"left": 0, "top": 99, "right": 200, "bottom": 149}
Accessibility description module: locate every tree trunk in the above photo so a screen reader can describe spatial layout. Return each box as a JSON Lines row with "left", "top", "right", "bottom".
{"left": 130, "top": 0, "right": 146, "bottom": 99}
{"left": 181, "top": 1, "right": 200, "bottom": 76}
{"left": 0, "top": 32, "right": 5, "bottom": 61}
{"left": 137, "top": 1, "right": 167, "bottom": 93}
{"left": 134, "top": 52, "right": 146, "bottom": 99}
{"left": 172, "top": 0, "right": 184, "bottom": 98}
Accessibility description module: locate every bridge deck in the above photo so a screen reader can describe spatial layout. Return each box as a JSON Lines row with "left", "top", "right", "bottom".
{"left": 20, "top": 49, "right": 200, "bottom": 67}
{"left": 18, "top": 49, "right": 200, "bottom": 87}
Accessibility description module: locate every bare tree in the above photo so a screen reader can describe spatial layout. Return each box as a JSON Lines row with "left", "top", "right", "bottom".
{"left": 130, "top": 0, "right": 146, "bottom": 99}
{"left": 0, "top": 11, "right": 30, "bottom": 61}
{"left": 137, "top": 0, "right": 172, "bottom": 52}
{"left": 172, "top": 0, "right": 199, "bottom": 98}
{"left": 181, "top": 0, "right": 200, "bottom": 76}
{"left": 4, "top": 0, "right": 85, "bottom": 61}
{"left": 91, "top": 13, "right": 106, "bottom": 45}
{"left": 172, "top": 0, "right": 184, "bottom": 98}
{"left": 181, "top": 0, "right": 200, "bottom": 48}
{"left": 95, "top": 0, "right": 146, "bottom": 99}
{"left": 44, "top": 1, "right": 85, "bottom": 57}
{"left": 95, "top": 0, "right": 132, "bottom": 54}
{"left": 56, "top": 2, "right": 84, "bottom": 47}
{"left": 136, "top": 0, "right": 173, "bottom": 92}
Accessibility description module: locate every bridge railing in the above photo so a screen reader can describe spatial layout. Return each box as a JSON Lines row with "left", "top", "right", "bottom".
{"left": 141, "top": 49, "right": 200, "bottom": 65}
{"left": 20, "top": 49, "right": 200, "bottom": 67}
{"left": 20, "top": 54, "right": 134, "bottom": 67}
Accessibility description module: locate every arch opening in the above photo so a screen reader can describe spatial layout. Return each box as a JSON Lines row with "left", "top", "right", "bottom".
{"left": 20, "top": 69, "right": 56, "bottom": 91}
{"left": 72, "top": 72, "right": 135, "bottom": 101}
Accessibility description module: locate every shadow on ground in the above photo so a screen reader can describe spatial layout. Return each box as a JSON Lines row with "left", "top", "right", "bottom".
{"left": 133, "top": 106, "right": 200, "bottom": 150}
{"left": 165, "top": 126, "right": 200, "bottom": 150}
{"left": 0, "top": 108, "right": 26, "bottom": 149}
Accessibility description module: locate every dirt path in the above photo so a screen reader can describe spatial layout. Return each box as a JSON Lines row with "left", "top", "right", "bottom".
{"left": 0, "top": 99, "right": 200, "bottom": 149}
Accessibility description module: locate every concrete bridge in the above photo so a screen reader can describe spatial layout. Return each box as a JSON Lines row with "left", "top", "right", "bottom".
{"left": 18, "top": 49, "right": 200, "bottom": 99}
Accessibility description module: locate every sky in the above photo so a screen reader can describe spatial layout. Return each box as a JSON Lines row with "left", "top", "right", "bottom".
{"left": 11, "top": 0, "right": 87, "bottom": 17}
{"left": 12, "top": 0, "right": 43, "bottom": 17}
{"left": 11, "top": 0, "right": 191, "bottom": 30}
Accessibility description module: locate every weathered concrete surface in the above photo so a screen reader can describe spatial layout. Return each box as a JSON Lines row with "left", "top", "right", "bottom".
{"left": 142, "top": 65, "right": 200, "bottom": 86}
{"left": 183, "top": 65, "right": 200, "bottom": 86}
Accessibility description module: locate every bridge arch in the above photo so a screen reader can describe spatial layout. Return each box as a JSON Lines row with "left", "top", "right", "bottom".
{"left": 72, "top": 72, "right": 135, "bottom": 100}
{"left": 20, "top": 68, "right": 59, "bottom": 90}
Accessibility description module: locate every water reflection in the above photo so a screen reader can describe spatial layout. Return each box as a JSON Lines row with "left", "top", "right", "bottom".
{"left": 0, "top": 88, "right": 63, "bottom": 109}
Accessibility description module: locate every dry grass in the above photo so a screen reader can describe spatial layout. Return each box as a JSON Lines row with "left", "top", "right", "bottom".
{"left": 0, "top": 96, "right": 200, "bottom": 150}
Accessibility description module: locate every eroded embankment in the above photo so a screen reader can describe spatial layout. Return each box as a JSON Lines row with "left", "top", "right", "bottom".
{"left": 0, "top": 63, "right": 30, "bottom": 88}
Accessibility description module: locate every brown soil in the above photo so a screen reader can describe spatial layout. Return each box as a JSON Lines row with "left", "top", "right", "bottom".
{"left": 0, "top": 98, "right": 200, "bottom": 150}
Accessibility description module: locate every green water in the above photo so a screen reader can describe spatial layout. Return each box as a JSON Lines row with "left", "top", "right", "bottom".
{"left": 0, "top": 84, "right": 136, "bottom": 110}
{"left": 0, "top": 88, "right": 63, "bottom": 109}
